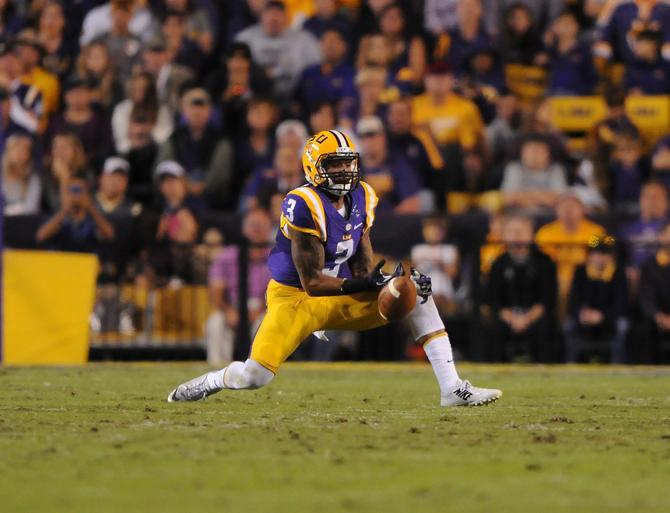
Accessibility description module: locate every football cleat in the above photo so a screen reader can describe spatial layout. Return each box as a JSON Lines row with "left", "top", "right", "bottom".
{"left": 441, "top": 380, "right": 502, "bottom": 407}
{"left": 167, "top": 371, "right": 221, "bottom": 402}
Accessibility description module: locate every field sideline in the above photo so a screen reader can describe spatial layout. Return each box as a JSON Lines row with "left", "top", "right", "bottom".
{"left": 1, "top": 362, "right": 669, "bottom": 513}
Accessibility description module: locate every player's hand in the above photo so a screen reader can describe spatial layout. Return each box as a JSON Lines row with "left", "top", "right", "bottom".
{"left": 366, "top": 259, "right": 391, "bottom": 289}
{"left": 410, "top": 268, "right": 432, "bottom": 304}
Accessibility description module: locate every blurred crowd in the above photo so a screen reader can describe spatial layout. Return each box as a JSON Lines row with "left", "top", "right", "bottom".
{"left": 2, "top": 0, "right": 670, "bottom": 363}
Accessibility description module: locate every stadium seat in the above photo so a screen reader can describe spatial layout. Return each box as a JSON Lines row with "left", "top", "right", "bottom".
{"left": 625, "top": 95, "right": 670, "bottom": 148}
{"left": 505, "top": 64, "right": 548, "bottom": 105}
{"left": 548, "top": 96, "right": 608, "bottom": 154}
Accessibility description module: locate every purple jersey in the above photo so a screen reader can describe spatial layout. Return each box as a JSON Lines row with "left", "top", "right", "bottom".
{"left": 268, "top": 182, "right": 379, "bottom": 287}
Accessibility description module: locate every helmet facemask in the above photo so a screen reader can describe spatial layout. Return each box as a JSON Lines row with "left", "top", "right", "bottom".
{"left": 315, "top": 150, "right": 360, "bottom": 197}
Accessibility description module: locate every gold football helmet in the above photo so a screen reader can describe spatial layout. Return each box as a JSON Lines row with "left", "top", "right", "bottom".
{"left": 302, "top": 130, "right": 360, "bottom": 197}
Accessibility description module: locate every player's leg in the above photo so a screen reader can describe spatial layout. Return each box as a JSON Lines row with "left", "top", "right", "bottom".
{"left": 168, "top": 281, "right": 325, "bottom": 402}
{"left": 406, "top": 296, "right": 502, "bottom": 406}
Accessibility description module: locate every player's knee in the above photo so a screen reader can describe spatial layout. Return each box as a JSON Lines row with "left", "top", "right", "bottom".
{"left": 407, "top": 295, "right": 446, "bottom": 340}
{"left": 241, "top": 359, "right": 274, "bottom": 389}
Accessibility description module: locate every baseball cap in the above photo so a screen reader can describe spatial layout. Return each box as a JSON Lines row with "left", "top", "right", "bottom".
{"left": 427, "top": 61, "right": 453, "bottom": 76}
{"left": 356, "top": 116, "right": 384, "bottom": 137}
{"left": 64, "top": 75, "right": 90, "bottom": 92}
{"left": 103, "top": 156, "right": 130, "bottom": 175}
{"left": 145, "top": 34, "right": 167, "bottom": 52}
{"left": 182, "top": 87, "right": 211, "bottom": 107}
{"left": 155, "top": 160, "right": 185, "bottom": 179}
{"left": 14, "top": 29, "right": 45, "bottom": 55}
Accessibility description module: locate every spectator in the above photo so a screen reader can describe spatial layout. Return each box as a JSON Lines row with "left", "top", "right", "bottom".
{"left": 274, "top": 118, "right": 308, "bottom": 154}
{"left": 36, "top": 174, "right": 115, "bottom": 251}
{"left": 112, "top": 70, "right": 173, "bottom": 154}
{"left": 207, "top": 42, "right": 273, "bottom": 137}
{"left": 80, "top": 0, "right": 155, "bottom": 46}
{"left": 235, "top": 0, "right": 321, "bottom": 99}
{"left": 37, "top": 0, "right": 78, "bottom": 80}
{"left": 160, "top": 0, "right": 215, "bottom": 55}
{"left": 156, "top": 87, "right": 234, "bottom": 209}
{"left": 0, "top": 0, "right": 22, "bottom": 39}
{"left": 161, "top": 9, "right": 206, "bottom": 76}
{"left": 386, "top": 97, "right": 441, "bottom": 191}
{"left": 376, "top": 2, "right": 427, "bottom": 87}
{"left": 442, "top": 0, "right": 493, "bottom": 75}
{"left": 307, "top": 101, "right": 338, "bottom": 134}
{"left": 206, "top": 207, "right": 273, "bottom": 365}
{"left": 411, "top": 215, "right": 468, "bottom": 315}
{"left": 340, "top": 65, "right": 390, "bottom": 130}
{"left": 501, "top": 133, "right": 568, "bottom": 212}
{"left": 357, "top": 115, "right": 424, "bottom": 213}
{"left": 411, "top": 61, "right": 484, "bottom": 151}
{"left": 48, "top": 75, "right": 113, "bottom": 170}
{"left": 536, "top": 192, "right": 606, "bottom": 310}
{"left": 460, "top": 46, "right": 507, "bottom": 109}
{"left": 484, "top": 0, "right": 564, "bottom": 36}
{"left": 542, "top": 9, "right": 598, "bottom": 95}
{"left": 99, "top": 0, "right": 143, "bottom": 86}
{"left": 141, "top": 33, "right": 194, "bottom": 113}
{"left": 639, "top": 221, "right": 670, "bottom": 363}
{"left": 41, "top": 132, "right": 91, "bottom": 213}
{"left": 424, "top": 0, "right": 459, "bottom": 35}
{"left": 0, "top": 40, "right": 43, "bottom": 136}
{"left": 2, "top": 133, "right": 41, "bottom": 216}
{"left": 499, "top": 3, "right": 544, "bottom": 65}
{"left": 594, "top": 0, "right": 670, "bottom": 65}
{"left": 294, "top": 28, "right": 356, "bottom": 116}
{"left": 619, "top": 180, "right": 669, "bottom": 271}
{"left": 651, "top": 135, "right": 670, "bottom": 189}
{"left": 486, "top": 93, "right": 522, "bottom": 176}
{"left": 233, "top": 96, "right": 278, "bottom": 191}
{"left": 240, "top": 144, "right": 303, "bottom": 211}
{"left": 564, "top": 234, "right": 629, "bottom": 363}
{"left": 95, "top": 156, "right": 141, "bottom": 216}
{"left": 624, "top": 27, "right": 670, "bottom": 95}
{"left": 302, "top": 0, "right": 351, "bottom": 40}
{"left": 148, "top": 160, "right": 199, "bottom": 282}
{"left": 14, "top": 28, "right": 59, "bottom": 124}
{"left": 482, "top": 213, "right": 558, "bottom": 362}
{"left": 605, "top": 135, "right": 649, "bottom": 208}
{"left": 124, "top": 111, "right": 159, "bottom": 204}
{"left": 76, "top": 40, "right": 124, "bottom": 111}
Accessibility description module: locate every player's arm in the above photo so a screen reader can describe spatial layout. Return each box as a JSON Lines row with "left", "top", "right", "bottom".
{"left": 290, "top": 226, "right": 346, "bottom": 296}
{"left": 290, "top": 227, "right": 387, "bottom": 296}
{"left": 348, "top": 230, "right": 374, "bottom": 278}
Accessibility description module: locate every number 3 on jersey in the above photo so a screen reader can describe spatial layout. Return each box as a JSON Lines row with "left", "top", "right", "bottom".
{"left": 285, "top": 198, "right": 296, "bottom": 222}
{"left": 323, "top": 239, "right": 355, "bottom": 277}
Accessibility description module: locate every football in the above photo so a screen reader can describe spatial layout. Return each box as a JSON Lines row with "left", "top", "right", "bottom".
{"left": 378, "top": 276, "right": 417, "bottom": 321}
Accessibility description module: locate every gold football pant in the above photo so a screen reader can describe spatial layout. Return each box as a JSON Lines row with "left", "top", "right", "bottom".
{"left": 250, "top": 280, "right": 388, "bottom": 373}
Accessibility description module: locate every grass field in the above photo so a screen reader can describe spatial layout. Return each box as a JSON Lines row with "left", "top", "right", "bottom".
{"left": 1, "top": 363, "right": 669, "bottom": 513}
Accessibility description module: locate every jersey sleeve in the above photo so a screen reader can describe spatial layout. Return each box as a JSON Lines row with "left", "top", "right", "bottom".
{"left": 279, "top": 189, "right": 327, "bottom": 241}
{"left": 360, "top": 181, "right": 379, "bottom": 233}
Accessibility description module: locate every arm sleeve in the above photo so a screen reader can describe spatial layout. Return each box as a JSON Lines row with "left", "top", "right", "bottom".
{"left": 567, "top": 266, "right": 585, "bottom": 319}
{"left": 500, "top": 164, "right": 522, "bottom": 191}
{"left": 539, "top": 256, "right": 558, "bottom": 314}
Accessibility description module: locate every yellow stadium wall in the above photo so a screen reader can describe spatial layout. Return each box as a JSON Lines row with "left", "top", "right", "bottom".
{"left": 2, "top": 250, "right": 98, "bottom": 365}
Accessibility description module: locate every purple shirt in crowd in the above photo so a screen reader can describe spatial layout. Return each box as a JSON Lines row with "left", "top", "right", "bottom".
{"left": 209, "top": 246, "right": 271, "bottom": 306}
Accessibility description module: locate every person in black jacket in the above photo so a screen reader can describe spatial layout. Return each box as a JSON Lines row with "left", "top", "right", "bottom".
{"left": 638, "top": 222, "right": 670, "bottom": 363}
{"left": 563, "top": 235, "right": 629, "bottom": 363}
{"left": 483, "top": 213, "right": 559, "bottom": 362}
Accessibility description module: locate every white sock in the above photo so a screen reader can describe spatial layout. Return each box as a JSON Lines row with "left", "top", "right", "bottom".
{"left": 206, "top": 367, "right": 228, "bottom": 391}
{"left": 423, "top": 334, "right": 460, "bottom": 393}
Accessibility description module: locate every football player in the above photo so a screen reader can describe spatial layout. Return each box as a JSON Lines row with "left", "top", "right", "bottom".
{"left": 168, "top": 130, "right": 501, "bottom": 406}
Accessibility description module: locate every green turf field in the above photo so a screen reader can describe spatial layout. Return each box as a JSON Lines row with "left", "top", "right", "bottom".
{"left": 1, "top": 363, "right": 669, "bottom": 513}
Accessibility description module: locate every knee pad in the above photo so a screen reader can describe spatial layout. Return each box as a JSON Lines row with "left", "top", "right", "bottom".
{"left": 406, "top": 296, "right": 445, "bottom": 340}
